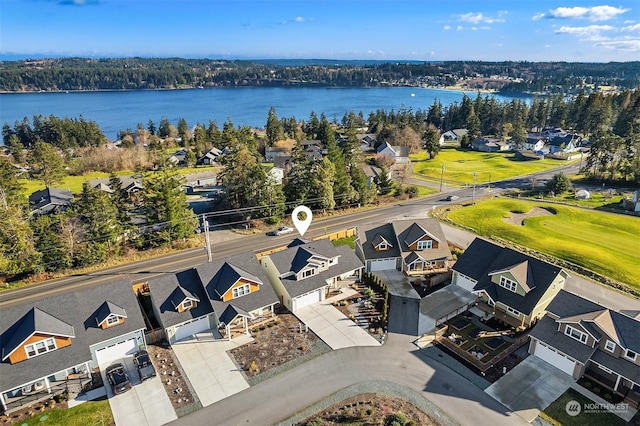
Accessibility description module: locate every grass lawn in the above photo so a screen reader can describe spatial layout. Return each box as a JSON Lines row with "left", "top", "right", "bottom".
{"left": 18, "top": 166, "right": 220, "bottom": 196}
{"left": 445, "top": 197, "right": 640, "bottom": 289}
{"left": 540, "top": 388, "right": 626, "bottom": 426}
{"left": 332, "top": 235, "right": 356, "bottom": 249}
{"left": 19, "top": 399, "right": 113, "bottom": 426}
{"left": 411, "top": 148, "right": 574, "bottom": 184}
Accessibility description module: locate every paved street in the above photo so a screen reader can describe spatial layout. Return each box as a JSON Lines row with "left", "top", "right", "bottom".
{"left": 169, "top": 332, "right": 528, "bottom": 426}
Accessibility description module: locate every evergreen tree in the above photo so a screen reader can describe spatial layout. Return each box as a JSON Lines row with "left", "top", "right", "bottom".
{"left": 76, "top": 183, "right": 123, "bottom": 249}
{"left": 30, "top": 214, "right": 71, "bottom": 272}
{"left": 28, "top": 140, "right": 67, "bottom": 188}
{"left": 0, "top": 157, "right": 26, "bottom": 206}
{"left": 375, "top": 166, "right": 393, "bottom": 195}
{"left": 265, "top": 106, "right": 285, "bottom": 146}
{"left": 321, "top": 117, "right": 356, "bottom": 205}
{"left": 0, "top": 203, "right": 40, "bottom": 275}
{"left": 108, "top": 171, "right": 134, "bottom": 231}
{"left": 423, "top": 127, "right": 440, "bottom": 159}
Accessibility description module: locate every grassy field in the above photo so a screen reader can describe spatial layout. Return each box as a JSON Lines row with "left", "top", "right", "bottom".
{"left": 18, "top": 399, "right": 113, "bottom": 426}
{"left": 539, "top": 388, "right": 626, "bottom": 426}
{"left": 18, "top": 166, "right": 220, "bottom": 195}
{"left": 411, "top": 148, "right": 575, "bottom": 185}
{"left": 445, "top": 197, "right": 640, "bottom": 289}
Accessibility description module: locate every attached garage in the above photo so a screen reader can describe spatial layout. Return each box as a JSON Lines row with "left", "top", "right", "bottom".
{"left": 293, "top": 289, "right": 323, "bottom": 311}
{"left": 95, "top": 338, "right": 137, "bottom": 366}
{"left": 367, "top": 258, "right": 397, "bottom": 272}
{"left": 532, "top": 341, "right": 576, "bottom": 376}
{"left": 172, "top": 316, "right": 210, "bottom": 342}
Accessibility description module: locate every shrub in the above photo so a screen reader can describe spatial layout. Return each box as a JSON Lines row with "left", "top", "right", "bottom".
{"left": 366, "top": 408, "right": 374, "bottom": 415}
{"left": 386, "top": 412, "right": 408, "bottom": 426}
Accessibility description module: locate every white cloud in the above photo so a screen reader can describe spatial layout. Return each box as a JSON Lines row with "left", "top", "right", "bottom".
{"left": 471, "top": 26, "right": 491, "bottom": 31}
{"left": 294, "top": 16, "right": 304, "bottom": 22}
{"left": 457, "top": 12, "right": 505, "bottom": 24}
{"left": 457, "top": 25, "right": 463, "bottom": 31}
{"left": 443, "top": 25, "right": 451, "bottom": 31}
{"left": 595, "top": 39, "right": 640, "bottom": 51}
{"left": 622, "top": 23, "right": 640, "bottom": 32}
{"left": 532, "top": 13, "right": 545, "bottom": 21}
{"left": 555, "top": 24, "right": 614, "bottom": 36}
{"left": 547, "top": 6, "right": 628, "bottom": 22}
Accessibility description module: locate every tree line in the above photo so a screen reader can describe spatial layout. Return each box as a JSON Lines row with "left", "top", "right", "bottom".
{"left": 1, "top": 58, "right": 638, "bottom": 93}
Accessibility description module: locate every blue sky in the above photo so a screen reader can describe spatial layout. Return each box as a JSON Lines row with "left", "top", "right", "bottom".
{"left": 1, "top": 0, "right": 639, "bottom": 61}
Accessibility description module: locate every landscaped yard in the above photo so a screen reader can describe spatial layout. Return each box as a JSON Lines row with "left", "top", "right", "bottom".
{"left": 3, "top": 399, "right": 113, "bottom": 426}
{"left": 411, "top": 148, "right": 574, "bottom": 185}
{"left": 445, "top": 197, "right": 640, "bottom": 290}
{"left": 540, "top": 388, "right": 626, "bottom": 426}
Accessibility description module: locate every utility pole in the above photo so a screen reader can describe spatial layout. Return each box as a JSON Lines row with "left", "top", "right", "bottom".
{"left": 202, "top": 214, "right": 212, "bottom": 262}
{"left": 439, "top": 164, "right": 445, "bottom": 192}
{"left": 472, "top": 172, "right": 478, "bottom": 204}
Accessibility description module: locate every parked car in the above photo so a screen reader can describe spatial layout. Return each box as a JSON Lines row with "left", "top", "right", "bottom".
{"left": 446, "top": 195, "right": 460, "bottom": 201}
{"left": 272, "top": 226, "right": 294, "bottom": 236}
{"left": 133, "top": 350, "right": 156, "bottom": 381}
{"left": 105, "top": 363, "right": 132, "bottom": 395}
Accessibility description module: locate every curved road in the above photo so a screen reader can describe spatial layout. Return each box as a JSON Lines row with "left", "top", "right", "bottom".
{"left": 168, "top": 333, "right": 528, "bottom": 426}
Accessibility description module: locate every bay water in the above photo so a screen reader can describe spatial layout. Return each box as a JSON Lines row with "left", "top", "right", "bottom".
{"left": 0, "top": 87, "right": 525, "bottom": 141}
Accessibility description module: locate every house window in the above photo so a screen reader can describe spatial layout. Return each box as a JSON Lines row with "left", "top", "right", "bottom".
{"left": 625, "top": 349, "right": 637, "bottom": 361}
{"left": 499, "top": 276, "right": 517, "bottom": 293}
{"left": 417, "top": 240, "right": 432, "bottom": 250}
{"left": 604, "top": 340, "right": 616, "bottom": 353}
{"left": 565, "top": 325, "right": 588, "bottom": 344}
{"left": 182, "top": 300, "right": 193, "bottom": 310}
{"left": 25, "top": 338, "right": 57, "bottom": 358}
{"left": 378, "top": 243, "right": 387, "bottom": 251}
{"left": 302, "top": 269, "right": 315, "bottom": 278}
{"left": 506, "top": 306, "right": 521, "bottom": 317}
{"left": 106, "top": 315, "right": 120, "bottom": 326}
{"left": 232, "top": 284, "right": 251, "bottom": 298}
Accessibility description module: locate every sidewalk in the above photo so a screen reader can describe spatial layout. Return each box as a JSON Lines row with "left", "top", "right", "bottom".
{"left": 570, "top": 383, "right": 638, "bottom": 422}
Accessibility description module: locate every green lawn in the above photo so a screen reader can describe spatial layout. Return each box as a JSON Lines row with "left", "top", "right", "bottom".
{"left": 332, "top": 235, "right": 356, "bottom": 249}
{"left": 540, "top": 388, "right": 626, "bottom": 426}
{"left": 446, "top": 198, "right": 640, "bottom": 289}
{"left": 19, "top": 399, "right": 113, "bottom": 426}
{"left": 411, "top": 148, "right": 574, "bottom": 185}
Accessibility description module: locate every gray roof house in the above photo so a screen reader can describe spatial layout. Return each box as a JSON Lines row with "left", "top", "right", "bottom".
{"left": 452, "top": 238, "right": 569, "bottom": 329}
{"left": 261, "top": 239, "right": 363, "bottom": 312}
{"left": 528, "top": 290, "right": 640, "bottom": 407}
{"left": 28, "top": 187, "right": 74, "bottom": 215}
{"left": 376, "top": 142, "right": 409, "bottom": 164}
{"left": 0, "top": 279, "right": 146, "bottom": 413}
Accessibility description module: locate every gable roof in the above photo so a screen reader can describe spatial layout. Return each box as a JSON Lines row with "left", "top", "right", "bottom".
{"left": 94, "top": 301, "right": 127, "bottom": 327}
{"left": 169, "top": 286, "right": 200, "bottom": 309}
{"left": 218, "top": 304, "right": 252, "bottom": 325}
{"left": 488, "top": 260, "right": 535, "bottom": 292}
{"left": 405, "top": 251, "right": 424, "bottom": 265}
{"left": 0, "top": 279, "right": 145, "bottom": 391}
{"left": 203, "top": 262, "right": 263, "bottom": 299}
{"left": 371, "top": 233, "right": 392, "bottom": 248}
{"left": 1, "top": 308, "right": 75, "bottom": 361}
{"left": 291, "top": 247, "right": 331, "bottom": 274}
{"left": 94, "top": 183, "right": 114, "bottom": 194}
{"left": 28, "top": 187, "right": 74, "bottom": 214}
{"left": 392, "top": 219, "right": 451, "bottom": 260}
{"left": 454, "top": 238, "right": 565, "bottom": 315}
{"left": 147, "top": 269, "right": 214, "bottom": 329}
{"left": 356, "top": 223, "right": 402, "bottom": 261}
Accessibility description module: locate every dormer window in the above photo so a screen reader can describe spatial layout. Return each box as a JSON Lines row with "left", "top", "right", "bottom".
{"left": 605, "top": 340, "right": 616, "bottom": 353}
{"left": 625, "top": 349, "right": 637, "bottom": 361}
{"left": 565, "top": 325, "right": 587, "bottom": 344}
{"left": 182, "top": 300, "right": 193, "bottom": 310}
{"left": 232, "top": 284, "right": 250, "bottom": 298}
{"left": 25, "top": 338, "right": 57, "bottom": 359}
{"left": 303, "top": 269, "right": 315, "bottom": 278}
{"left": 417, "top": 240, "right": 432, "bottom": 250}
{"left": 378, "top": 243, "right": 387, "bottom": 250}
{"left": 499, "top": 276, "right": 517, "bottom": 293}
{"left": 106, "top": 315, "right": 120, "bottom": 326}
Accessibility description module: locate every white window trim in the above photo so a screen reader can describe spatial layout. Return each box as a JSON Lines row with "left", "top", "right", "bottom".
{"left": 565, "top": 325, "right": 588, "bottom": 344}
{"left": 417, "top": 240, "right": 432, "bottom": 250}
{"left": 604, "top": 340, "right": 616, "bottom": 353}
{"left": 624, "top": 349, "right": 637, "bottom": 361}
{"left": 377, "top": 243, "right": 387, "bottom": 250}
{"left": 182, "top": 299, "right": 194, "bottom": 310}
{"left": 506, "top": 306, "right": 521, "bottom": 317}
{"left": 499, "top": 276, "right": 518, "bottom": 293}
{"left": 106, "top": 315, "right": 120, "bottom": 326}
{"left": 25, "top": 338, "right": 57, "bottom": 359}
{"left": 302, "top": 268, "right": 315, "bottom": 278}
{"left": 232, "top": 284, "right": 251, "bottom": 299}
{"left": 598, "top": 364, "right": 613, "bottom": 374}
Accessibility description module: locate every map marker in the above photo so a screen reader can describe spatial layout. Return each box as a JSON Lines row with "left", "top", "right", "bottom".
{"left": 292, "top": 206, "right": 312, "bottom": 236}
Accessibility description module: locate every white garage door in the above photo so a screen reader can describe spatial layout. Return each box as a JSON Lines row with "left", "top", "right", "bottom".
{"left": 368, "top": 258, "right": 396, "bottom": 272}
{"left": 533, "top": 342, "right": 576, "bottom": 376}
{"left": 173, "top": 316, "right": 210, "bottom": 342}
{"left": 96, "top": 338, "right": 137, "bottom": 365}
{"left": 294, "top": 289, "right": 322, "bottom": 311}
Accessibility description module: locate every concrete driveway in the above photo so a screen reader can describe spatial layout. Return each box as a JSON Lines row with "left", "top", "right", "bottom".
{"left": 171, "top": 334, "right": 250, "bottom": 407}
{"left": 295, "top": 300, "right": 382, "bottom": 350}
{"left": 101, "top": 356, "right": 177, "bottom": 426}
{"left": 485, "top": 355, "right": 575, "bottom": 422}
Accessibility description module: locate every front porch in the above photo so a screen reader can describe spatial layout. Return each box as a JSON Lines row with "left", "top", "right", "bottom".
{"left": 581, "top": 365, "right": 640, "bottom": 409}
{"left": 475, "top": 300, "right": 526, "bottom": 330}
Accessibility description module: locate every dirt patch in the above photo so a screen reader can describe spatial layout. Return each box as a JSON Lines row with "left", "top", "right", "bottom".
{"left": 297, "top": 393, "right": 441, "bottom": 425}
{"left": 146, "top": 343, "right": 199, "bottom": 415}
{"left": 2, "top": 398, "right": 69, "bottom": 425}
{"left": 503, "top": 206, "right": 554, "bottom": 226}
{"left": 229, "top": 312, "right": 323, "bottom": 378}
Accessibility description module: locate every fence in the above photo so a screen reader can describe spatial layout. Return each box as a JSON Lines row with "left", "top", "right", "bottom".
{"left": 256, "top": 227, "right": 356, "bottom": 258}
{"left": 145, "top": 327, "right": 167, "bottom": 344}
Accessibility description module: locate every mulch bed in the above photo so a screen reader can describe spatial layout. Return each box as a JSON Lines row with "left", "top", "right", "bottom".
{"left": 228, "top": 312, "right": 322, "bottom": 378}
{"left": 146, "top": 343, "right": 199, "bottom": 414}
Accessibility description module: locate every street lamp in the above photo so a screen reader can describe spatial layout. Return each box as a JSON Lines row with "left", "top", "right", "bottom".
{"left": 439, "top": 164, "right": 445, "bottom": 192}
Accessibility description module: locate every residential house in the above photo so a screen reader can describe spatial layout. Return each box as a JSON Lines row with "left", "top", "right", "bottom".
{"left": 522, "top": 136, "right": 546, "bottom": 152}
{"left": 355, "top": 219, "right": 452, "bottom": 274}
{"left": 528, "top": 289, "right": 640, "bottom": 407}
{"left": 196, "top": 252, "right": 279, "bottom": 339}
{"left": 376, "top": 142, "right": 409, "bottom": 164}
{"left": 93, "top": 183, "right": 114, "bottom": 194}
{"left": 471, "top": 138, "right": 511, "bottom": 152}
{"left": 452, "top": 238, "right": 569, "bottom": 329}
{"left": 197, "top": 147, "right": 224, "bottom": 165}
{"left": 439, "top": 129, "right": 468, "bottom": 145}
{"left": 361, "top": 164, "right": 387, "bottom": 189}
{"left": 356, "top": 134, "right": 377, "bottom": 151}
{"left": 0, "top": 279, "right": 146, "bottom": 413}
{"left": 622, "top": 190, "right": 640, "bottom": 212}
{"left": 265, "top": 147, "right": 290, "bottom": 163}
{"left": 167, "top": 149, "right": 188, "bottom": 167}
{"left": 261, "top": 239, "right": 363, "bottom": 312}
{"left": 28, "top": 188, "right": 74, "bottom": 215}
{"left": 549, "top": 134, "right": 580, "bottom": 153}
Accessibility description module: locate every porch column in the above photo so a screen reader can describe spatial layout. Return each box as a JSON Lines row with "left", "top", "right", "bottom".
{"left": 614, "top": 374, "right": 622, "bottom": 391}
{"left": 226, "top": 325, "right": 231, "bottom": 341}
{"left": 0, "top": 392, "right": 6, "bottom": 412}
{"left": 44, "top": 377, "right": 51, "bottom": 393}
{"left": 243, "top": 317, "right": 249, "bottom": 335}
